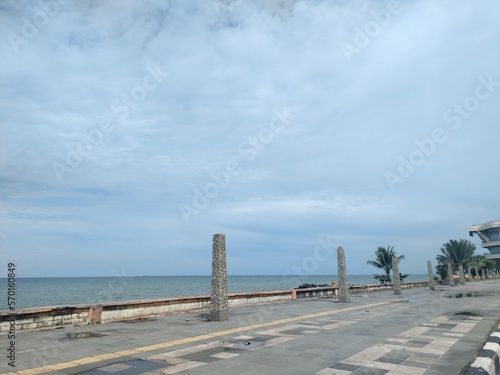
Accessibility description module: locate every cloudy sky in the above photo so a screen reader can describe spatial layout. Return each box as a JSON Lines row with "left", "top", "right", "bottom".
{"left": 1, "top": 0, "right": 499, "bottom": 278}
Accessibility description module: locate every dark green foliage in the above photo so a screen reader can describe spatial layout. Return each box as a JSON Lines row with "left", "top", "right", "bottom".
{"left": 373, "top": 273, "right": 409, "bottom": 284}
{"left": 436, "top": 239, "right": 476, "bottom": 271}
{"left": 468, "top": 254, "right": 497, "bottom": 272}
{"left": 367, "top": 246, "right": 405, "bottom": 283}
{"left": 373, "top": 274, "right": 391, "bottom": 284}
{"left": 435, "top": 264, "right": 448, "bottom": 280}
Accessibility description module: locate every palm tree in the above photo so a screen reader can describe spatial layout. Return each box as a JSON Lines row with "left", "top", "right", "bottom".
{"left": 367, "top": 246, "right": 405, "bottom": 283}
{"left": 436, "top": 239, "right": 475, "bottom": 271}
{"left": 435, "top": 264, "right": 448, "bottom": 281}
{"left": 468, "top": 254, "right": 496, "bottom": 273}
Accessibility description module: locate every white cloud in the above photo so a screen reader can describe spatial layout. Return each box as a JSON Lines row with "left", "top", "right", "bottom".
{"left": 1, "top": 0, "right": 499, "bottom": 277}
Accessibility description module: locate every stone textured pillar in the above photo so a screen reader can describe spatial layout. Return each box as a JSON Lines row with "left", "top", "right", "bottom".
{"left": 210, "top": 234, "right": 228, "bottom": 321}
{"left": 458, "top": 265, "right": 465, "bottom": 285}
{"left": 427, "top": 261, "right": 435, "bottom": 291}
{"left": 88, "top": 305, "right": 102, "bottom": 324}
{"left": 392, "top": 255, "right": 402, "bottom": 295}
{"left": 447, "top": 263, "right": 454, "bottom": 287}
{"left": 337, "top": 246, "right": 350, "bottom": 303}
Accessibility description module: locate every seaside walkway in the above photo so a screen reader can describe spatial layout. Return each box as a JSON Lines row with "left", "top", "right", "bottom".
{"left": 1, "top": 280, "right": 499, "bottom": 375}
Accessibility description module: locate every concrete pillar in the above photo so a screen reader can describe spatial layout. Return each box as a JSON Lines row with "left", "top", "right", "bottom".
{"left": 458, "top": 265, "right": 465, "bottom": 285}
{"left": 392, "top": 255, "right": 402, "bottom": 295}
{"left": 210, "top": 233, "right": 228, "bottom": 321}
{"left": 481, "top": 269, "right": 485, "bottom": 280}
{"left": 337, "top": 246, "right": 351, "bottom": 303}
{"left": 427, "top": 260, "right": 435, "bottom": 291}
{"left": 88, "top": 305, "right": 102, "bottom": 324}
{"left": 447, "top": 263, "right": 454, "bottom": 287}
{"left": 475, "top": 267, "right": 479, "bottom": 280}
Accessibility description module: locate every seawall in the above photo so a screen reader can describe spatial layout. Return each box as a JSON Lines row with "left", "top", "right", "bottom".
{"left": 0, "top": 282, "right": 428, "bottom": 334}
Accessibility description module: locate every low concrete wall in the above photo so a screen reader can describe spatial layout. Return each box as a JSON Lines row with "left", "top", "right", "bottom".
{"left": 229, "top": 290, "right": 293, "bottom": 307}
{"left": 350, "top": 281, "right": 428, "bottom": 293}
{"left": 100, "top": 296, "right": 210, "bottom": 323}
{"left": 0, "top": 306, "right": 89, "bottom": 333}
{"left": 293, "top": 281, "right": 429, "bottom": 299}
{"left": 0, "top": 281, "right": 428, "bottom": 334}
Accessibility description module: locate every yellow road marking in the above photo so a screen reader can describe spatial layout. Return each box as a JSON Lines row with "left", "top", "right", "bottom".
{"left": 92, "top": 353, "right": 122, "bottom": 361}
{"left": 45, "top": 363, "right": 75, "bottom": 371}
{"left": 4, "top": 299, "right": 396, "bottom": 375}
{"left": 66, "top": 357, "right": 102, "bottom": 366}
{"left": 113, "top": 349, "right": 141, "bottom": 356}
{"left": 16, "top": 370, "right": 51, "bottom": 375}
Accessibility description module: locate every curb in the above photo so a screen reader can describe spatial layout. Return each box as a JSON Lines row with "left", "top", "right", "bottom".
{"left": 467, "top": 328, "right": 500, "bottom": 375}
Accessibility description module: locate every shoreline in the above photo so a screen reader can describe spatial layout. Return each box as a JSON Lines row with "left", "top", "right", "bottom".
{"left": 0, "top": 274, "right": 429, "bottom": 311}
{"left": 0, "top": 281, "right": 430, "bottom": 335}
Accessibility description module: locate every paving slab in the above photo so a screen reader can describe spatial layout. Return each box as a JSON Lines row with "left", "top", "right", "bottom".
{"left": 1, "top": 280, "right": 499, "bottom": 375}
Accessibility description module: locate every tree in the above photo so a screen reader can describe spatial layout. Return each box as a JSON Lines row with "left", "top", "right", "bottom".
{"left": 436, "top": 239, "right": 476, "bottom": 271}
{"left": 468, "top": 254, "right": 496, "bottom": 273}
{"left": 435, "top": 264, "right": 448, "bottom": 281}
{"left": 367, "top": 246, "right": 405, "bottom": 283}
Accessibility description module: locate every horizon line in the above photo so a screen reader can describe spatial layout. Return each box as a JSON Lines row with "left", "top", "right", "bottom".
{"left": 0, "top": 273, "right": 428, "bottom": 279}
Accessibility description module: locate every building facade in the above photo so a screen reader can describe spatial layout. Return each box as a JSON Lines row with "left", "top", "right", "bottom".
{"left": 469, "top": 220, "right": 500, "bottom": 262}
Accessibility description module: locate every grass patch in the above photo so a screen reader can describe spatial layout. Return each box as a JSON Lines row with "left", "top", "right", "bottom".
{"left": 490, "top": 318, "right": 500, "bottom": 334}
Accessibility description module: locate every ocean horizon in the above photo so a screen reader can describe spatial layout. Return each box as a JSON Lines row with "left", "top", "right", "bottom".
{"left": 0, "top": 274, "right": 428, "bottom": 311}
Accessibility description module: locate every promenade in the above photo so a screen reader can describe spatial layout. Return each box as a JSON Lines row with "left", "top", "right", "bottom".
{"left": 1, "top": 280, "right": 499, "bottom": 375}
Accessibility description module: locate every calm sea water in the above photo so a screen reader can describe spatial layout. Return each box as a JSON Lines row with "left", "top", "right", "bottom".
{"left": 0, "top": 274, "right": 427, "bottom": 311}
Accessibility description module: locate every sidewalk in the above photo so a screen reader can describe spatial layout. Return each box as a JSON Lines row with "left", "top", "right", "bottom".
{"left": 1, "top": 280, "right": 499, "bottom": 375}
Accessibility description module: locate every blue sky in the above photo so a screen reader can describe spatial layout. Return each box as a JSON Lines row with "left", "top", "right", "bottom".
{"left": 1, "top": 0, "right": 499, "bottom": 278}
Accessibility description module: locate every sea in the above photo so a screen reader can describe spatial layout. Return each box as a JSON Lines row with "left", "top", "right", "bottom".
{"left": 0, "top": 274, "right": 428, "bottom": 311}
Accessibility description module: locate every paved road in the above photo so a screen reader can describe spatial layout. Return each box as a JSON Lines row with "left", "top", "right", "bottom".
{"left": 1, "top": 280, "right": 499, "bottom": 375}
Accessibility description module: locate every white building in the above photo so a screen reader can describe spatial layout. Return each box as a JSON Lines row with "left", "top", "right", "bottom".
{"left": 469, "top": 220, "right": 500, "bottom": 262}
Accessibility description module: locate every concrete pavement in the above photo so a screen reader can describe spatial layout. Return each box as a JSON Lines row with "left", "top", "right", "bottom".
{"left": 1, "top": 280, "right": 499, "bottom": 375}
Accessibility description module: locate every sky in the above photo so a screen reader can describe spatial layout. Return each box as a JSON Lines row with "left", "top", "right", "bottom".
{"left": 0, "top": 0, "right": 499, "bottom": 278}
